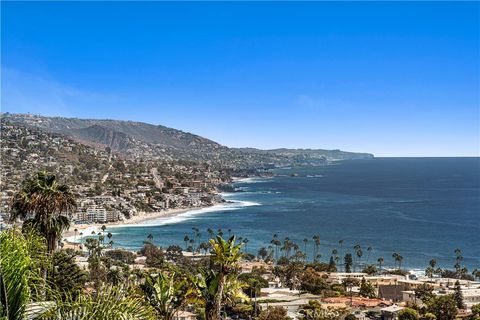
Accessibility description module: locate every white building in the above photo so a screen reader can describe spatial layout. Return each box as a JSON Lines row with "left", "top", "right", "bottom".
{"left": 86, "top": 206, "right": 107, "bottom": 223}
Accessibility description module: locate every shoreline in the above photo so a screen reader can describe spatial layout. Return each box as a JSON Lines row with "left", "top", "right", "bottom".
{"left": 62, "top": 178, "right": 260, "bottom": 243}
{"left": 63, "top": 204, "right": 213, "bottom": 240}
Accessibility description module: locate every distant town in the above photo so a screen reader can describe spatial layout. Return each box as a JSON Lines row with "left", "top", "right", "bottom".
{"left": 0, "top": 113, "right": 373, "bottom": 226}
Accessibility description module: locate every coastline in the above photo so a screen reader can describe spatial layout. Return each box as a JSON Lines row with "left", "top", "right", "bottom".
{"left": 63, "top": 205, "right": 213, "bottom": 240}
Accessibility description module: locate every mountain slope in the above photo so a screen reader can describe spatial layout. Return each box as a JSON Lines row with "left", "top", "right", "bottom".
{"left": 1, "top": 113, "right": 373, "bottom": 165}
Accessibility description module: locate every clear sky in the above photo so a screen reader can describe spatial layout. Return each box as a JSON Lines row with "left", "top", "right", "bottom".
{"left": 1, "top": 2, "right": 479, "bottom": 157}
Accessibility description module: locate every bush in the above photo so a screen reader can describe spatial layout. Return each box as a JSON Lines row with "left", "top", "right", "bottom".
{"left": 258, "top": 306, "right": 290, "bottom": 320}
{"left": 105, "top": 249, "right": 136, "bottom": 264}
{"left": 138, "top": 243, "right": 164, "bottom": 268}
{"left": 398, "top": 308, "right": 419, "bottom": 320}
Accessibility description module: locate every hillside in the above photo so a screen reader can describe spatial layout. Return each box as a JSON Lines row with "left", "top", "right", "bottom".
{"left": 1, "top": 113, "right": 373, "bottom": 166}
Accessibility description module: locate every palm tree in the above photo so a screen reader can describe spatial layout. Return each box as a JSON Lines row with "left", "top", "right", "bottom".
{"left": 472, "top": 268, "right": 480, "bottom": 281}
{"left": 356, "top": 248, "right": 363, "bottom": 271}
{"left": 207, "top": 228, "right": 214, "bottom": 238}
{"left": 396, "top": 254, "right": 404, "bottom": 270}
{"left": 454, "top": 248, "right": 463, "bottom": 278}
{"left": 205, "top": 236, "right": 243, "bottom": 320}
{"left": 282, "top": 238, "right": 293, "bottom": 259}
{"left": 392, "top": 252, "right": 399, "bottom": 269}
{"left": 147, "top": 233, "right": 154, "bottom": 243}
{"left": 183, "top": 235, "right": 190, "bottom": 251}
{"left": 51, "top": 286, "right": 156, "bottom": 319}
{"left": 242, "top": 238, "right": 249, "bottom": 253}
{"left": 377, "top": 257, "right": 384, "bottom": 272}
{"left": 303, "top": 238, "right": 308, "bottom": 261}
{"left": 107, "top": 232, "right": 113, "bottom": 244}
{"left": 10, "top": 171, "right": 76, "bottom": 253}
{"left": 354, "top": 245, "right": 361, "bottom": 271}
{"left": 73, "top": 228, "right": 78, "bottom": 250}
{"left": 313, "top": 235, "right": 320, "bottom": 262}
{"left": 366, "top": 246, "right": 372, "bottom": 263}
{"left": 271, "top": 235, "right": 281, "bottom": 262}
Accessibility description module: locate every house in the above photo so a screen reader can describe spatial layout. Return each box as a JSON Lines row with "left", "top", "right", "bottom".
{"left": 380, "top": 305, "right": 404, "bottom": 320}
{"left": 379, "top": 285, "right": 403, "bottom": 302}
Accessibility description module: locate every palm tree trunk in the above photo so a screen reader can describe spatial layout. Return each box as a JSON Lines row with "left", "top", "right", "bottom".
{"left": 206, "top": 272, "right": 225, "bottom": 320}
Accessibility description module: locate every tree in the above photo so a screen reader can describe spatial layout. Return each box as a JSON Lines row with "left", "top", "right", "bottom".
{"left": 454, "top": 249, "right": 463, "bottom": 278}
{"left": 205, "top": 236, "right": 242, "bottom": 320}
{"left": 344, "top": 254, "right": 353, "bottom": 273}
{"left": 426, "top": 294, "right": 458, "bottom": 320}
{"left": 46, "top": 285, "right": 157, "bottom": 319}
{"left": 258, "top": 247, "right": 268, "bottom": 261}
{"left": 378, "top": 257, "right": 384, "bottom": 272}
{"left": 147, "top": 233, "right": 154, "bottom": 243}
{"left": 359, "top": 277, "right": 376, "bottom": 298}
{"left": 105, "top": 249, "right": 136, "bottom": 264}
{"left": 299, "top": 268, "right": 328, "bottom": 295}
{"left": 238, "top": 273, "right": 268, "bottom": 297}
{"left": 398, "top": 308, "right": 419, "bottom": 320}
{"left": 313, "top": 235, "right": 321, "bottom": 262}
{"left": 298, "top": 300, "right": 349, "bottom": 320}
{"left": 453, "top": 281, "right": 465, "bottom": 309}
{"left": 141, "top": 272, "right": 188, "bottom": 320}
{"left": 0, "top": 229, "right": 47, "bottom": 320}
{"left": 303, "top": 238, "right": 309, "bottom": 261}
{"left": 10, "top": 171, "right": 76, "bottom": 253}
{"left": 362, "top": 265, "right": 378, "bottom": 276}
{"left": 138, "top": 243, "right": 164, "bottom": 268}
{"left": 183, "top": 234, "right": 190, "bottom": 251}
{"left": 48, "top": 249, "right": 88, "bottom": 299}
{"left": 258, "top": 306, "right": 290, "bottom": 320}
{"left": 471, "top": 304, "right": 480, "bottom": 318}
{"left": 415, "top": 283, "right": 434, "bottom": 302}
{"left": 328, "top": 256, "right": 337, "bottom": 272}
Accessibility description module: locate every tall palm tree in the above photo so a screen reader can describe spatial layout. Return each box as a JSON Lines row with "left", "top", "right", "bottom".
{"left": 392, "top": 252, "right": 399, "bottom": 269}
{"left": 356, "top": 248, "right": 363, "bottom": 271}
{"left": 354, "top": 245, "right": 361, "bottom": 272}
{"left": 366, "top": 246, "right": 373, "bottom": 263}
{"left": 205, "top": 236, "right": 242, "bottom": 320}
{"left": 73, "top": 228, "right": 78, "bottom": 250}
{"left": 303, "top": 238, "right": 308, "bottom": 261}
{"left": 270, "top": 238, "right": 280, "bottom": 262}
{"left": 313, "top": 235, "right": 320, "bottom": 262}
{"left": 377, "top": 257, "right": 384, "bottom": 272}
{"left": 183, "top": 235, "right": 189, "bottom": 251}
{"left": 10, "top": 171, "right": 76, "bottom": 253}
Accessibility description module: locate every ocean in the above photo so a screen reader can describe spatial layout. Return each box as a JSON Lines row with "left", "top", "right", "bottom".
{"left": 107, "top": 158, "right": 480, "bottom": 270}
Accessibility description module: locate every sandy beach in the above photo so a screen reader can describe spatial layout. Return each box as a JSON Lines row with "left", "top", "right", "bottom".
{"left": 63, "top": 205, "right": 211, "bottom": 241}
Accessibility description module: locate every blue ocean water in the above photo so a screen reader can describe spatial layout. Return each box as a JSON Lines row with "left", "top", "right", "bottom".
{"left": 107, "top": 158, "right": 480, "bottom": 270}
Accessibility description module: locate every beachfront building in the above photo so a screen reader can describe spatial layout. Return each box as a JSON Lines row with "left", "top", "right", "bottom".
{"left": 86, "top": 206, "right": 107, "bottom": 223}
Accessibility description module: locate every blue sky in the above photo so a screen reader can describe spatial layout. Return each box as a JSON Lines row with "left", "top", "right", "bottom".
{"left": 1, "top": 2, "right": 479, "bottom": 156}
